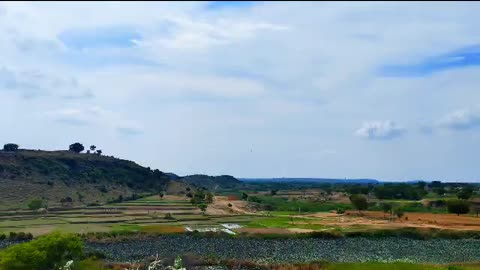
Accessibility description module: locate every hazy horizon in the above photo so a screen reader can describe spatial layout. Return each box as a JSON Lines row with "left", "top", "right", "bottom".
{"left": 1, "top": 2, "right": 480, "bottom": 182}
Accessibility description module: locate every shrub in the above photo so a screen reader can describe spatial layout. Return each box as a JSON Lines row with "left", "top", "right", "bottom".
{"left": 447, "top": 199, "right": 470, "bottom": 216}
{"left": 165, "top": 213, "right": 175, "bottom": 220}
{"left": 349, "top": 194, "right": 368, "bottom": 212}
{"left": 28, "top": 199, "right": 44, "bottom": 210}
{"left": 0, "top": 232, "right": 83, "bottom": 270}
{"left": 3, "top": 143, "right": 19, "bottom": 152}
{"left": 228, "top": 203, "right": 233, "bottom": 207}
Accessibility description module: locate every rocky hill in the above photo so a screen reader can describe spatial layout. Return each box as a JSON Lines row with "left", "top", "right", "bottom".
{"left": 0, "top": 149, "right": 241, "bottom": 210}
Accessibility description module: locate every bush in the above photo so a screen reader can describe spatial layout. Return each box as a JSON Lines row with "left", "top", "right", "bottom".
{"left": 349, "top": 194, "right": 368, "bottom": 212}
{"left": 165, "top": 213, "right": 175, "bottom": 220}
{"left": 28, "top": 199, "right": 44, "bottom": 210}
{"left": 3, "top": 143, "right": 19, "bottom": 152}
{"left": 447, "top": 199, "right": 470, "bottom": 215}
{"left": 0, "top": 232, "right": 83, "bottom": 270}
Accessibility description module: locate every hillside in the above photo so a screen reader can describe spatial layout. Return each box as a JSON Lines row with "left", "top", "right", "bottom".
{"left": 0, "top": 149, "right": 240, "bottom": 210}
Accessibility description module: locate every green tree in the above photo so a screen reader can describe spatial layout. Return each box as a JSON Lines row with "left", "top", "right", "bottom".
{"left": 242, "top": 192, "right": 249, "bottom": 201}
{"left": 0, "top": 232, "right": 83, "bottom": 270}
{"left": 206, "top": 192, "right": 214, "bottom": 204}
{"left": 457, "top": 187, "right": 474, "bottom": 200}
{"left": 69, "top": 142, "right": 84, "bottom": 153}
{"left": 270, "top": 189, "right": 278, "bottom": 196}
{"left": 393, "top": 208, "right": 404, "bottom": 219}
{"left": 198, "top": 203, "right": 207, "bottom": 215}
{"left": 381, "top": 202, "right": 392, "bottom": 218}
{"left": 95, "top": 149, "right": 102, "bottom": 155}
{"left": 28, "top": 199, "right": 44, "bottom": 210}
{"left": 3, "top": 143, "right": 19, "bottom": 152}
{"left": 349, "top": 194, "right": 368, "bottom": 212}
{"left": 447, "top": 199, "right": 471, "bottom": 216}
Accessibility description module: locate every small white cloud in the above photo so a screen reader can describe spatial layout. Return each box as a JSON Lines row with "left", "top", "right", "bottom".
{"left": 437, "top": 108, "right": 480, "bottom": 131}
{"left": 355, "top": 120, "right": 406, "bottom": 140}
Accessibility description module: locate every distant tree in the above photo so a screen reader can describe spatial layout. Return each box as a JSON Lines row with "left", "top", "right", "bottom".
{"left": 3, "top": 143, "right": 19, "bottom": 152}
{"left": 60, "top": 197, "right": 73, "bottom": 207}
{"left": 69, "top": 142, "right": 84, "bottom": 153}
{"left": 270, "top": 189, "right": 278, "bottom": 196}
{"left": 417, "top": 181, "right": 427, "bottom": 190}
{"left": 206, "top": 192, "right": 214, "bottom": 204}
{"left": 242, "top": 192, "right": 249, "bottom": 201}
{"left": 118, "top": 195, "right": 123, "bottom": 202}
{"left": 381, "top": 202, "right": 392, "bottom": 218}
{"left": 393, "top": 208, "right": 404, "bottom": 219}
{"left": 198, "top": 203, "right": 208, "bottom": 215}
{"left": 457, "top": 187, "right": 474, "bottom": 200}
{"left": 447, "top": 199, "right": 471, "bottom": 216}
{"left": 228, "top": 203, "right": 233, "bottom": 207}
{"left": 28, "top": 198, "right": 44, "bottom": 210}
{"left": 165, "top": 213, "right": 175, "bottom": 220}
{"left": 433, "top": 187, "right": 446, "bottom": 196}
{"left": 349, "top": 194, "right": 368, "bottom": 212}
{"left": 96, "top": 149, "right": 102, "bottom": 155}
{"left": 336, "top": 208, "right": 346, "bottom": 214}
{"left": 186, "top": 187, "right": 191, "bottom": 192}
{"left": 159, "top": 192, "right": 165, "bottom": 199}
{"left": 186, "top": 192, "right": 193, "bottom": 198}
{"left": 90, "top": 145, "right": 96, "bottom": 151}
{"left": 86, "top": 150, "right": 91, "bottom": 154}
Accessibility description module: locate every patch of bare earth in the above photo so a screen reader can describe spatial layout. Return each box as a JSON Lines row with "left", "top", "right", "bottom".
{"left": 305, "top": 211, "right": 480, "bottom": 231}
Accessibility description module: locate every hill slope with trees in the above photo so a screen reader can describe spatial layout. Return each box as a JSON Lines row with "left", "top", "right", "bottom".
{"left": 0, "top": 143, "right": 241, "bottom": 210}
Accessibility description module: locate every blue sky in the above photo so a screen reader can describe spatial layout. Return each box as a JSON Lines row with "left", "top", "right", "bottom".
{"left": 0, "top": 2, "right": 480, "bottom": 181}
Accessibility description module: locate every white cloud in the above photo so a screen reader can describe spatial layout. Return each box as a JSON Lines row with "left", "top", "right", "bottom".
{"left": 355, "top": 121, "right": 406, "bottom": 140}
{"left": 437, "top": 108, "right": 480, "bottom": 131}
{"left": 0, "top": 2, "right": 480, "bottom": 180}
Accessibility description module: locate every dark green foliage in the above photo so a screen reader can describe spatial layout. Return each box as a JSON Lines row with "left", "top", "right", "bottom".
{"left": 3, "top": 143, "right": 19, "bottom": 152}
{"left": 349, "top": 194, "right": 368, "bottom": 212}
{"left": 0, "top": 232, "right": 83, "bottom": 270}
{"left": 228, "top": 203, "right": 233, "bottom": 207}
{"left": 247, "top": 195, "right": 352, "bottom": 212}
{"left": 198, "top": 203, "right": 208, "bottom": 214}
{"left": 394, "top": 208, "right": 405, "bottom": 219}
{"left": 381, "top": 202, "right": 393, "bottom": 214}
{"left": 447, "top": 199, "right": 470, "bottom": 215}
{"left": 457, "top": 187, "right": 473, "bottom": 200}
{"left": 206, "top": 192, "right": 214, "bottom": 203}
{"left": 69, "top": 142, "right": 85, "bottom": 153}
{"left": 28, "top": 198, "right": 44, "bottom": 210}
{"left": 373, "top": 184, "right": 425, "bottom": 200}
{"left": 270, "top": 189, "right": 278, "bottom": 196}
{"left": 165, "top": 213, "right": 175, "bottom": 220}
{"left": 242, "top": 192, "right": 249, "bottom": 200}
{"left": 98, "top": 184, "right": 108, "bottom": 193}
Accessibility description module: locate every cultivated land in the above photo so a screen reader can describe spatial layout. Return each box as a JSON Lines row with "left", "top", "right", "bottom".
{"left": 2, "top": 149, "right": 480, "bottom": 269}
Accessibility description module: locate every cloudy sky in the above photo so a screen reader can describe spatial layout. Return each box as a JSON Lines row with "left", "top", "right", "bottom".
{"left": 1, "top": 2, "right": 480, "bottom": 181}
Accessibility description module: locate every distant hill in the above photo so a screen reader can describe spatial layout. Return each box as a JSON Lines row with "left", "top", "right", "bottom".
{"left": 240, "top": 178, "right": 380, "bottom": 184}
{"left": 0, "top": 149, "right": 240, "bottom": 210}
{"left": 181, "top": 174, "right": 242, "bottom": 190}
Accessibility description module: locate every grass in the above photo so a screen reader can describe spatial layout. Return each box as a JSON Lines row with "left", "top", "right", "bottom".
{"left": 246, "top": 216, "right": 326, "bottom": 230}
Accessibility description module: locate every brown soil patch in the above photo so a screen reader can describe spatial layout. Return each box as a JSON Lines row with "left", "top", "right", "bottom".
{"left": 305, "top": 211, "right": 480, "bottom": 231}
{"left": 206, "top": 196, "right": 256, "bottom": 215}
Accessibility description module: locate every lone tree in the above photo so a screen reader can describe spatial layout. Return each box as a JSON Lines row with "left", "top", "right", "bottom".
{"left": 90, "top": 145, "right": 96, "bottom": 151}
{"left": 28, "top": 199, "right": 44, "bottom": 210}
{"left": 60, "top": 197, "right": 73, "bottom": 207}
{"left": 69, "top": 142, "right": 84, "bottom": 153}
{"left": 206, "top": 192, "right": 214, "bottom": 204}
{"left": 198, "top": 203, "right": 208, "bottom": 215}
{"left": 381, "top": 202, "right": 393, "bottom": 218}
{"left": 96, "top": 149, "right": 102, "bottom": 155}
{"left": 457, "top": 187, "right": 474, "bottom": 200}
{"left": 349, "top": 194, "right": 368, "bottom": 213}
{"left": 270, "top": 189, "right": 278, "bottom": 196}
{"left": 3, "top": 143, "right": 19, "bottom": 152}
{"left": 447, "top": 199, "right": 471, "bottom": 216}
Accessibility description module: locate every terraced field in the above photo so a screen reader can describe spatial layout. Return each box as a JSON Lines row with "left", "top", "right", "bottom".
{"left": 0, "top": 195, "right": 257, "bottom": 236}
